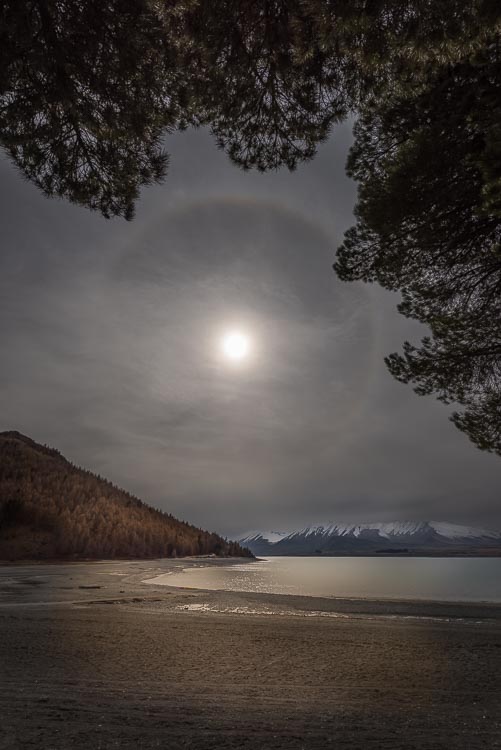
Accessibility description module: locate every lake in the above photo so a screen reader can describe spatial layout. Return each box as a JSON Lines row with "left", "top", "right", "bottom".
{"left": 151, "top": 556, "right": 501, "bottom": 603}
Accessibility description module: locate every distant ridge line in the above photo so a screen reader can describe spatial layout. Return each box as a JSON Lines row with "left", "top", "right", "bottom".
{"left": 239, "top": 520, "right": 501, "bottom": 557}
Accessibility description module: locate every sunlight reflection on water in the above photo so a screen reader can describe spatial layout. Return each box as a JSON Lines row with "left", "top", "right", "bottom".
{"left": 146, "top": 557, "right": 501, "bottom": 602}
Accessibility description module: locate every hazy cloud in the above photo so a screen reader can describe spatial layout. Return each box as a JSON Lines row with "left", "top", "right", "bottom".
{"left": 1, "top": 123, "right": 500, "bottom": 535}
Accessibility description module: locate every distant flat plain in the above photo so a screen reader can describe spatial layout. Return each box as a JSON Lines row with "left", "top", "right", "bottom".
{"left": 1, "top": 558, "right": 501, "bottom": 750}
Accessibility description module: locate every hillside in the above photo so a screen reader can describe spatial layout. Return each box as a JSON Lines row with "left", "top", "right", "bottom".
{"left": 239, "top": 521, "right": 501, "bottom": 557}
{"left": 0, "top": 431, "right": 251, "bottom": 561}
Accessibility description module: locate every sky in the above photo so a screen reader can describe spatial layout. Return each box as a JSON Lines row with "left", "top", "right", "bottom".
{"left": 1, "top": 122, "right": 500, "bottom": 536}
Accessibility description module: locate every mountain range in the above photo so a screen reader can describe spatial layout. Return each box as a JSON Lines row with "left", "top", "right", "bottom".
{"left": 0, "top": 431, "right": 251, "bottom": 561}
{"left": 239, "top": 521, "right": 501, "bottom": 556}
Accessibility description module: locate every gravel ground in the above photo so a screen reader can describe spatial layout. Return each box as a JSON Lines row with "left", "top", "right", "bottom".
{"left": 1, "top": 559, "right": 500, "bottom": 750}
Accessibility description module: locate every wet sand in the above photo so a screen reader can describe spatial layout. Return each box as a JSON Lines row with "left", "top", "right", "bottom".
{"left": 1, "top": 558, "right": 501, "bottom": 749}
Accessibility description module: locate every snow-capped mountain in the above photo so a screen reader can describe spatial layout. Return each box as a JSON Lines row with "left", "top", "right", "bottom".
{"left": 239, "top": 531, "right": 289, "bottom": 555}
{"left": 239, "top": 521, "right": 501, "bottom": 556}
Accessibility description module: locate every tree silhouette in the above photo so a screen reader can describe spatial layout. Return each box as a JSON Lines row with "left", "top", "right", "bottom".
{"left": 335, "top": 44, "right": 501, "bottom": 453}
{"left": 0, "top": 0, "right": 187, "bottom": 218}
{"left": 1, "top": 0, "right": 501, "bottom": 453}
{"left": 185, "top": 0, "right": 353, "bottom": 171}
{"left": 2, "top": 1, "right": 495, "bottom": 212}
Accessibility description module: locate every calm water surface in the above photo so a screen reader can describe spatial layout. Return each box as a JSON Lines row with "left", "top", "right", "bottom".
{"left": 155, "top": 557, "right": 501, "bottom": 603}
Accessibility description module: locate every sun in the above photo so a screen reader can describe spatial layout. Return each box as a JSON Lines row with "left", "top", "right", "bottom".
{"left": 221, "top": 331, "right": 251, "bottom": 362}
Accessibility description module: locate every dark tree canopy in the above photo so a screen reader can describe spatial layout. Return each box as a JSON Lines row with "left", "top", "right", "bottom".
{"left": 184, "top": 0, "right": 352, "bottom": 171}
{"left": 1, "top": 0, "right": 501, "bottom": 454}
{"left": 0, "top": 0, "right": 185, "bottom": 218}
{"left": 335, "top": 43, "right": 501, "bottom": 454}
{"left": 2, "top": 0, "right": 495, "bottom": 216}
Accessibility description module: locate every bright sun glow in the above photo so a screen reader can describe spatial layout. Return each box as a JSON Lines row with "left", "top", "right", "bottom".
{"left": 221, "top": 331, "right": 251, "bottom": 362}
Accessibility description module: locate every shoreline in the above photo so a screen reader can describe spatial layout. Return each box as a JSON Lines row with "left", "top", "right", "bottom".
{"left": 4, "top": 548, "right": 501, "bottom": 564}
{"left": 1, "top": 556, "right": 501, "bottom": 621}
{"left": 2, "top": 557, "right": 501, "bottom": 749}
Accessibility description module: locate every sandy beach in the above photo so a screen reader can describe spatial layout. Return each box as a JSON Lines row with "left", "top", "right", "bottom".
{"left": 1, "top": 558, "right": 501, "bottom": 749}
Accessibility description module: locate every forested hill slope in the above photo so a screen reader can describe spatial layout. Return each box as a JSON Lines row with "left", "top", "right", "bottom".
{"left": 0, "top": 431, "right": 251, "bottom": 561}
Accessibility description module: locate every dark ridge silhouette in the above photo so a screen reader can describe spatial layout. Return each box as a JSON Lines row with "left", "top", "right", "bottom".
{"left": 0, "top": 431, "right": 252, "bottom": 561}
